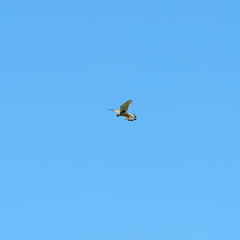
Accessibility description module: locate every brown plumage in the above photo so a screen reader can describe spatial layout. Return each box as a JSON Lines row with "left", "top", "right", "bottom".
{"left": 108, "top": 100, "right": 137, "bottom": 121}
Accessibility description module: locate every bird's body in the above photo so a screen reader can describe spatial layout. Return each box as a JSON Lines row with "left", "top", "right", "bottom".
{"left": 108, "top": 100, "right": 137, "bottom": 121}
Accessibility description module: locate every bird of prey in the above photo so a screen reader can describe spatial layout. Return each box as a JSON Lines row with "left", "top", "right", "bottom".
{"left": 108, "top": 100, "right": 137, "bottom": 121}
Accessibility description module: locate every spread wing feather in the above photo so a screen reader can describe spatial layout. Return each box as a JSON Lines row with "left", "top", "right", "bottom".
{"left": 120, "top": 100, "right": 132, "bottom": 112}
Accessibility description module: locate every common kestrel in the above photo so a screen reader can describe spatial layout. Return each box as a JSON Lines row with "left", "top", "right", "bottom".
{"left": 108, "top": 100, "right": 137, "bottom": 121}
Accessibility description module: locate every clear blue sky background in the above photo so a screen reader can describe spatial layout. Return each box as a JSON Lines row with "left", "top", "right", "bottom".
{"left": 0, "top": 1, "right": 239, "bottom": 239}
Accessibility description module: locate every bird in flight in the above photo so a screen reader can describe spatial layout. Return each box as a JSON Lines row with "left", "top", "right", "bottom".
{"left": 108, "top": 100, "right": 137, "bottom": 121}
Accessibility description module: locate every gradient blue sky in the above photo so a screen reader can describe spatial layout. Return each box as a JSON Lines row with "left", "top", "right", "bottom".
{"left": 0, "top": 1, "right": 240, "bottom": 239}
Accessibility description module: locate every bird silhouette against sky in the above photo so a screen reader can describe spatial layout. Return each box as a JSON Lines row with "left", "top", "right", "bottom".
{"left": 108, "top": 100, "right": 137, "bottom": 121}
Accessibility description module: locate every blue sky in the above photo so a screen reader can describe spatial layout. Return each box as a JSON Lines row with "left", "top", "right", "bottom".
{"left": 0, "top": 0, "right": 240, "bottom": 239}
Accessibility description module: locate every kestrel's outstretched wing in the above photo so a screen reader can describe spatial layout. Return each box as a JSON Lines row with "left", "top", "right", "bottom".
{"left": 125, "top": 113, "right": 137, "bottom": 121}
{"left": 120, "top": 100, "right": 132, "bottom": 113}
